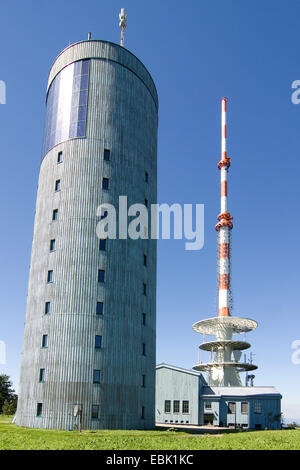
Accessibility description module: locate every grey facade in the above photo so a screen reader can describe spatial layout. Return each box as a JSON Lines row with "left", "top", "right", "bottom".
{"left": 16, "top": 40, "right": 158, "bottom": 430}
{"left": 156, "top": 364, "right": 282, "bottom": 430}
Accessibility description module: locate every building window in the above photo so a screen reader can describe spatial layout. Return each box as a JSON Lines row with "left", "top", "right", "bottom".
{"left": 254, "top": 401, "right": 262, "bottom": 414}
{"left": 39, "top": 369, "right": 45, "bottom": 383}
{"left": 57, "top": 151, "right": 63, "bottom": 163}
{"left": 98, "top": 270, "right": 105, "bottom": 283}
{"left": 241, "top": 402, "right": 249, "bottom": 414}
{"left": 44, "top": 302, "right": 51, "bottom": 315}
{"left": 182, "top": 401, "right": 189, "bottom": 414}
{"left": 173, "top": 400, "right": 180, "bottom": 413}
{"left": 143, "top": 283, "right": 147, "bottom": 296}
{"left": 95, "top": 335, "right": 102, "bottom": 349}
{"left": 142, "top": 313, "right": 146, "bottom": 326}
{"left": 91, "top": 405, "right": 99, "bottom": 419}
{"left": 47, "top": 270, "right": 53, "bottom": 283}
{"left": 99, "top": 239, "right": 106, "bottom": 251}
{"left": 164, "top": 400, "right": 171, "bottom": 413}
{"left": 102, "top": 178, "right": 109, "bottom": 190}
{"left": 228, "top": 402, "right": 236, "bottom": 414}
{"left": 142, "top": 375, "right": 146, "bottom": 388}
{"left": 42, "top": 335, "right": 48, "bottom": 348}
{"left": 144, "top": 254, "right": 147, "bottom": 266}
{"left": 141, "top": 406, "right": 145, "bottom": 420}
{"left": 36, "top": 403, "right": 43, "bottom": 417}
{"left": 52, "top": 209, "right": 58, "bottom": 221}
{"left": 104, "top": 149, "right": 110, "bottom": 161}
{"left": 96, "top": 302, "right": 103, "bottom": 315}
{"left": 204, "top": 402, "right": 212, "bottom": 409}
{"left": 55, "top": 179, "right": 61, "bottom": 191}
{"left": 142, "top": 343, "right": 146, "bottom": 356}
{"left": 50, "top": 239, "right": 56, "bottom": 252}
{"left": 93, "top": 370, "right": 100, "bottom": 384}
{"left": 145, "top": 171, "right": 149, "bottom": 183}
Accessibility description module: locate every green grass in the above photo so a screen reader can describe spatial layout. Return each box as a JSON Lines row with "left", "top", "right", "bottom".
{"left": 0, "top": 420, "right": 299, "bottom": 450}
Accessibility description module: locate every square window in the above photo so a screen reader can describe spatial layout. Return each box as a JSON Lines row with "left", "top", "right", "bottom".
{"left": 36, "top": 403, "right": 43, "bottom": 417}
{"left": 142, "top": 375, "right": 146, "bottom": 387}
{"left": 98, "top": 270, "right": 105, "bottom": 283}
{"left": 104, "top": 149, "right": 110, "bottom": 161}
{"left": 93, "top": 370, "right": 100, "bottom": 384}
{"left": 44, "top": 302, "right": 50, "bottom": 315}
{"left": 95, "top": 335, "right": 102, "bottom": 349}
{"left": 204, "top": 402, "right": 212, "bottom": 409}
{"left": 228, "top": 402, "right": 236, "bottom": 414}
{"left": 142, "top": 313, "right": 146, "bottom": 326}
{"left": 182, "top": 401, "right": 189, "bottom": 414}
{"left": 164, "top": 400, "right": 171, "bottom": 413}
{"left": 50, "top": 239, "right": 56, "bottom": 252}
{"left": 57, "top": 151, "right": 63, "bottom": 163}
{"left": 52, "top": 209, "right": 58, "bottom": 221}
{"left": 254, "top": 401, "right": 261, "bottom": 414}
{"left": 142, "top": 343, "right": 146, "bottom": 356}
{"left": 55, "top": 179, "right": 61, "bottom": 191}
{"left": 42, "top": 334, "right": 48, "bottom": 348}
{"left": 47, "top": 270, "right": 53, "bottom": 283}
{"left": 99, "top": 239, "right": 106, "bottom": 251}
{"left": 241, "top": 402, "right": 249, "bottom": 414}
{"left": 39, "top": 368, "right": 45, "bottom": 383}
{"left": 91, "top": 405, "right": 99, "bottom": 419}
{"left": 173, "top": 400, "right": 180, "bottom": 413}
{"left": 96, "top": 302, "right": 103, "bottom": 315}
{"left": 102, "top": 178, "right": 109, "bottom": 190}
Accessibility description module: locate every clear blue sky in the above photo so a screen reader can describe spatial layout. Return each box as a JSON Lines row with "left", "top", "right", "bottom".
{"left": 0, "top": 0, "right": 299, "bottom": 422}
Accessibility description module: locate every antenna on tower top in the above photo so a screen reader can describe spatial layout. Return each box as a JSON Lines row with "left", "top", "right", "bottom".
{"left": 119, "top": 8, "right": 127, "bottom": 47}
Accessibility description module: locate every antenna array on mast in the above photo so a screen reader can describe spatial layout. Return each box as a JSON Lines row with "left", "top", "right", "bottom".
{"left": 119, "top": 8, "right": 128, "bottom": 47}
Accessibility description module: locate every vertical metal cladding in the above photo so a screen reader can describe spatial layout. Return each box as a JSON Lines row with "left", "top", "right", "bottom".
{"left": 16, "top": 40, "right": 158, "bottom": 430}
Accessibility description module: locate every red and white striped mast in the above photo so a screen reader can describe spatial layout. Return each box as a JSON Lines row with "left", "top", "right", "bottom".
{"left": 216, "top": 97, "right": 233, "bottom": 317}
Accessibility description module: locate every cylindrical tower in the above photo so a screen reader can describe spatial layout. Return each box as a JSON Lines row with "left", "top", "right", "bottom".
{"left": 16, "top": 40, "right": 158, "bottom": 430}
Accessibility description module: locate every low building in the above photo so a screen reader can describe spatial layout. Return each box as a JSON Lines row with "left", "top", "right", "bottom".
{"left": 156, "top": 364, "right": 282, "bottom": 429}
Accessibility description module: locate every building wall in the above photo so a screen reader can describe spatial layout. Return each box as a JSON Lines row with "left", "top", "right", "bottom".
{"left": 16, "top": 40, "right": 158, "bottom": 430}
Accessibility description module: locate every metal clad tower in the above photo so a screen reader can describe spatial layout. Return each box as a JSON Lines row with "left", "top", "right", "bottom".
{"left": 16, "top": 38, "right": 158, "bottom": 429}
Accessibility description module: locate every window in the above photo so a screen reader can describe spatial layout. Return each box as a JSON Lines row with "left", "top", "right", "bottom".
{"left": 55, "top": 179, "right": 61, "bottom": 191}
{"left": 173, "top": 400, "right": 180, "bottom": 413}
{"left": 99, "top": 239, "right": 106, "bottom": 251}
{"left": 143, "top": 283, "right": 147, "bottom": 296}
{"left": 144, "top": 254, "right": 147, "bottom": 267}
{"left": 47, "top": 270, "right": 53, "bottom": 283}
{"left": 102, "top": 178, "right": 109, "bottom": 190}
{"left": 95, "top": 335, "right": 102, "bottom": 349}
{"left": 204, "top": 402, "right": 212, "bottom": 409}
{"left": 228, "top": 402, "right": 236, "bottom": 414}
{"left": 142, "top": 343, "right": 146, "bottom": 356}
{"left": 98, "top": 270, "right": 105, "bottom": 283}
{"left": 254, "top": 401, "right": 262, "bottom": 414}
{"left": 142, "top": 313, "right": 146, "bottom": 326}
{"left": 91, "top": 405, "right": 99, "bottom": 419}
{"left": 93, "top": 370, "right": 101, "bottom": 384}
{"left": 164, "top": 400, "right": 171, "bottom": 413}
{"left": 96, "top": 302, "right": 103, "bottom": 315}
{"left": 50, "top": 239, "right": 56, "bottom": 252}
{"left": 42, "top": 335, "right": 48, "bottom": 348}
{"left": 39, "top": 368, "right": 45, "bottom": 383}
{"left": 141, "top": 406, "right": 145, "bottom": 420}
{"left": 57, "top": 151, "right": 63, "bottom": 163}
{"left": 104, "top": 149, "right": 110, "bottom": 161}
{"left": 36, "top": 403, "right": 43, "bottom": 417}
{"left": 52, "top": 209, "right": 58, "bottom": 221}
{"left": 182, "top": 401, "right": 189, "bottom": 414}
{"left": 241, "top": 402, "right": 249, "bottom": 414}
{"left": 44, "top": 302, "right": 51, "bottom": 315}
{"left": 144, "top": 198, "right": 148, "bottom": 208}
{"left": 145, "top": 171, "right": 148, "bottom": 183}
{"left": 142, "top": 375, "right": 146, "bottom": 387}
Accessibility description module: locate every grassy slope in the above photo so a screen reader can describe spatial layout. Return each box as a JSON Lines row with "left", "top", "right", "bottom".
{"left": 0, "top": 421, "right": 299, "bottom": 450}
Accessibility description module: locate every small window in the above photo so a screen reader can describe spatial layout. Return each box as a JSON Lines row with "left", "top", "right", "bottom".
{"left": 145, "top": 171, "right": 149, "bottom": 183}
{"left": 142, "top": 313, "right": 146, "bottom": 326}
{"left": 55, "top": 179, "right": 61, "bottom": 191}
{"left": 204, "top": 402, "right": 212, "bottom": 409}
{"left": 141, "top": 406, "right": 145, "bottom": 420}
{"left": 104, "top": 149, "right": 110, "bottom": 161}
{"left": 57, "top": 151, "right": 63, "bottom": 163}
{"left": 47, "top": 270, "right": 53, "bottom": 283}
{"left": 36, "top": 403, "right": 43, "bottom": 417}
{"left": 93, "top": 370, "right": 100, "bottom": 384}
{"left": 143, "top": 283, "right": 147, "bottom": 296}
{"left": 102, "top": 178, "right": 109, "bottom": 190}
{"left": 144, "top": 254, "right": 147, "bottom": 266}
{"left": 42, "top": 335, "right": 48, "bottom": 348}
{"left": 52, "top": 209, "right": 58, "bottom": 221}
{"left": 141, "top": 375, "right": 146, "bottom": 387}
{"left": 142, "top": 343, "right": 146, "bottom": 356}
{"left": 50, "top": 239, "right": 56, "bottom": 252}
{"left": 95, "top": 335, "right": 102, "bottom": 349}
{"left": 164, "top": 400, "right": 171, "bottom": 413}
{"left": 144, "top": 198, "right": 148, "bottom": 208}
{"left": 241, "top": 402, "right": 249, "bottom": 414}
{"left": 254, "top": 401, "right": 261, "bottom": 414}
{"left": 91, "top": 405, "right": 99, "bottom": 419}
{"left": 99, "top": 239, "right": 106, "bottom": 251}
{"left": 173, "top": 400, "right": 180, "bottom": 413}
{"left": 228, "top": 402, "right": 236, "bottom": 414}
{"left": 98, "top": 270, "right": 105, "bottom": 283}
{"left": 182, "top": 401, "right": 189, "bottom": 414}
{"left": 44, "top": 302, "right": 51, "bottom": 315}
{"left": 39, "top": 368, "right": 45, "bottom": 383}
{"left": 96, "top": 302, "right": 103, "bottom": 315}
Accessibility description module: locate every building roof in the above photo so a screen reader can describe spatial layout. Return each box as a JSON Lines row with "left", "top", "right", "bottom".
{"left": 156, "top": 363, "right": 207, "bottom": 382}
{"left": 201, "top": 386, "right": 282, "bottom": 398}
